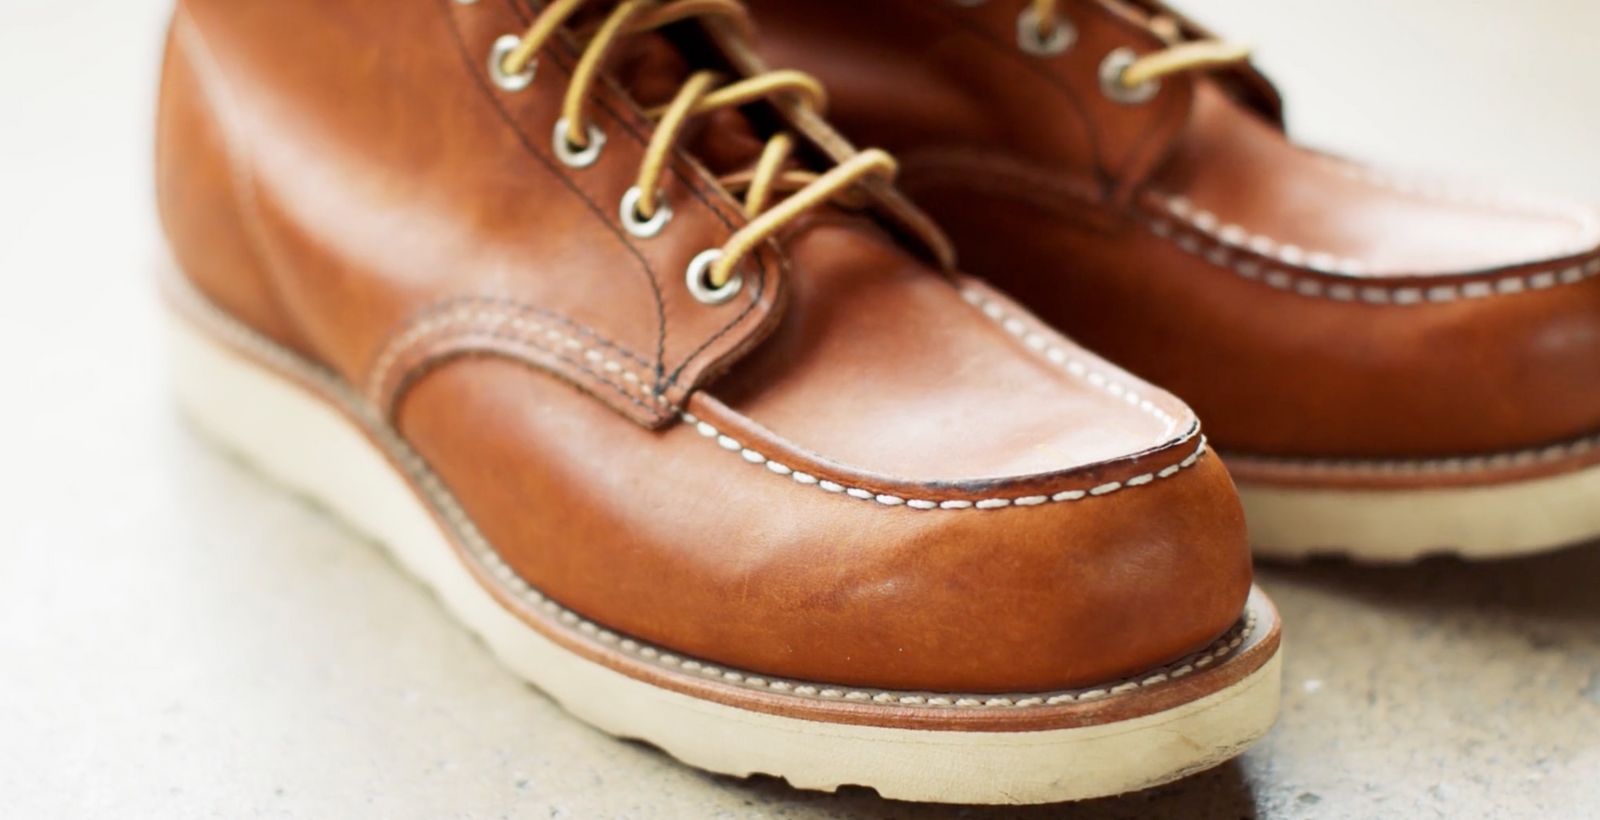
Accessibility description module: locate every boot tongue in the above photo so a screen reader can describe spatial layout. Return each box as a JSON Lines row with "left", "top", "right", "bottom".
{"left": 574, "top": 7, "right": 958, "bottom": 271}
{"left": 605, "top": 21, "right": 776, "bottom": 182}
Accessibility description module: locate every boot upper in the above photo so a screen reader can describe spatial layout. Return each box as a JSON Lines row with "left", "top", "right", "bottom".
{"left": 746, "top": 0, "right": 1600, "bottom": 473}
{"left": 157, "top": 0, "right": 1253, "bottom": 693}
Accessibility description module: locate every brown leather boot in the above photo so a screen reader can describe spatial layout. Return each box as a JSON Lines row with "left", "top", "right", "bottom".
{"left": 156, "top": 0, "right": 1280, "bottom": 803}
{"left": 746, "top": 0, "right": 1600, "bottom": 562}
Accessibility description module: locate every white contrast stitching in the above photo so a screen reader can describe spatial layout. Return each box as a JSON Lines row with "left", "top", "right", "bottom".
{"left": 366, "top": 292, "right": 1206, "bottom": 512}
{"left": 1146, "top": 203, "right": 1600, "bottom": 305}
{"left": 1225, "top": 429, "right": 1600, "bottom": 478}
{"left": 432, "top": 449, "right": 1258, "bottom": 709}
{"left": 174, "top": 282, "right": 1263, "bottom": 711}
{"left": 676, "top": 281, "right": 1210, "bottom": 512}
{"left": 1158, "top": 194, "right": 1367, "bottom": 275}
{"left": 366, "top": 306, "right": 655, "bottom": 408}
{"left": 676, "top": 411, "right": 1210, "bottom": 512}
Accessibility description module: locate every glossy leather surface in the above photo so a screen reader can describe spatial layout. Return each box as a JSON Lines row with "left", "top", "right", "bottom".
{"left": 747, "top": 0, "right": 1600, "bottom": 466}
{"left": 155, "top": 0, "right": 1254, "bottom": 692}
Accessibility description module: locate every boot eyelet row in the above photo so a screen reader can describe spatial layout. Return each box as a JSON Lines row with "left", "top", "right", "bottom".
{"left": 485, "top": 38, "right": 610, "bottom": 168}
{"left": 485, "top": 31, "right": 737, "bottom": 306}
{"left": 948, "top": 2, "right": 1159, "bottom": 105}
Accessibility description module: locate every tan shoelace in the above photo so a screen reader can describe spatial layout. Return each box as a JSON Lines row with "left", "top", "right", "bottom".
{"left": 499, "top": 0, "right": 898, "bottom": 294}
{"left": 1028, "top": 0, "right": 1251, "bottom": 89}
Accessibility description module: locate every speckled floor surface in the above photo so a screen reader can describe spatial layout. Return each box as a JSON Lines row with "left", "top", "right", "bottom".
{"left": 4, "top": 1, "right": 1597, "bottom": 817}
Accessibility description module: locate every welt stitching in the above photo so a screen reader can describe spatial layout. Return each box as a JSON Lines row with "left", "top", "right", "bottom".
{"left": 443, "top": 0, "right": 669, "bottom": 383}
{"left": 430, "top": 472, "right": 1260, "bottom": 707}
{"left": 1143, "top": 204, "right": 1600, "bottom": 305}
{"left": 179, "top": 276, "right": 1260, "bottom": 709}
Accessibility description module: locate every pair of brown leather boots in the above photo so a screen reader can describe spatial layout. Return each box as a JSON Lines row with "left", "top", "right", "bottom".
{"left": 157, "top": 0, "right": 1600, "bottom": 804}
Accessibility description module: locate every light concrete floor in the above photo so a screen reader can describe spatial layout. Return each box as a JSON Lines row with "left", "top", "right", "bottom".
{"left": 3, "top": 1, "right": 1597, "bottom": 817}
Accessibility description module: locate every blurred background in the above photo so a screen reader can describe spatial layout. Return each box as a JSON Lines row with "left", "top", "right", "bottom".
{"left": 2, "top": 1, "right": 1596, "bottom": 818}
{"left": 1196, "top": 0, "right": 1600, "bottom": 201}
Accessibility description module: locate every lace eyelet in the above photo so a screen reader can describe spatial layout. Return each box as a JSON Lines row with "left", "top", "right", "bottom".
{"left": 488, "top": 34, "right": 536, "bottom": 92}
{"left": 1016, "top": 7, "right": 1074, "bottom": 57}
{"left": 553, "top": 118, "right": 606, "bottom": 168}
{"left": 1099, "top": 48, "right": 1160, "bottom": 104}
{"left": 620, "top": 186, "right": 672, "bottom": 238}
{"left": 685, "top": 249, "right": 743, "bottom": 305}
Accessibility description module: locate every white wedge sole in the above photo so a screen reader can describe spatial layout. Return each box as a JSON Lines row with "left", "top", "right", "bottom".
{"left": 1237, "top": 460, "right": 1600, "bottom": 563}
